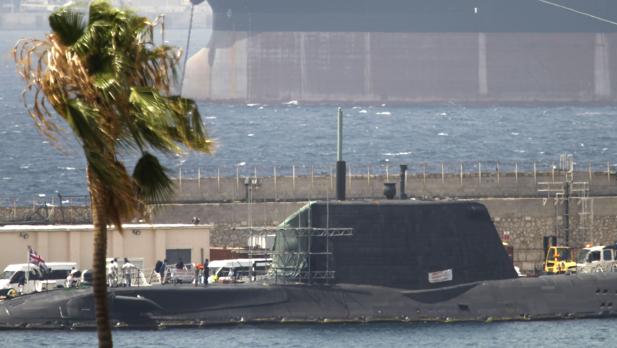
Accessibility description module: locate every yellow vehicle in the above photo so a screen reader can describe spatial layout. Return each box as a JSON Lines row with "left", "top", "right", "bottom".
{"left": 544, "top": 246, "right": 577, "bottom": 274}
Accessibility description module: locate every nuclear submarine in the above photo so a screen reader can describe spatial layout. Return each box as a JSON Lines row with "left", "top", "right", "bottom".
{"left": 1, "top": 200, "right": 616, "bottom": 329}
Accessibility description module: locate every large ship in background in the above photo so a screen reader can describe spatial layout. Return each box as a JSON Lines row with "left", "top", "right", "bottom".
{"left": 183, "top": 0, "right": 617, "bottom": 104}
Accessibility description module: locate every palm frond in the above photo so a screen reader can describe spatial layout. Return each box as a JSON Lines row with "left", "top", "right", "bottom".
{"left": 48, "top": 7, "right": 86, "bottom": 46}
{"left": 133, "top": 152, "right": 174, "bottom": 205}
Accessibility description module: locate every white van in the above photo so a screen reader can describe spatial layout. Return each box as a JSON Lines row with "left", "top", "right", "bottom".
{"left": 207, "top": 258, "right": 271, "bottom": 283}
{"left": 0, "top": 262, "right": 77, "bottom": 297}
{"left": 576, "top": 245, "right": 617, "bottom": 273}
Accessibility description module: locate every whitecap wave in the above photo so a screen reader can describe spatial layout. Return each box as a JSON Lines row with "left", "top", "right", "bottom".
{"left": 438, "top": 132, "right": 448, "bottom": 136}
{"left": 376, "top": 111, "right": 391, "bottom": 116}
{"left": 383, "top": 151, "right": 413, "bottom": 156}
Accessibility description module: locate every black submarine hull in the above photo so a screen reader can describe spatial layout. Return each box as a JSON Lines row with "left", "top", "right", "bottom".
{"left": 1, "top": 272, "right": 616, "bottom": 329}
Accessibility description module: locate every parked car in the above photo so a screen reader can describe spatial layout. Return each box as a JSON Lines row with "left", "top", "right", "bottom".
{"left": 576, "top": 245, "right": 617, "bottom": 273}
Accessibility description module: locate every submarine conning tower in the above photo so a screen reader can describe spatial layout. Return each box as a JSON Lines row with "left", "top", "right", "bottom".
{"left": 272, "top": 200, "right": 518, "bottom": 290}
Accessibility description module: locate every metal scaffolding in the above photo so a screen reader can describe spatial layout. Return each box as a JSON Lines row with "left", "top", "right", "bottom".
{"left": 537, "top": 155, "right": 593, "bottom": 246}
{"left": 235, "top": 225, "right": 353, "bottom": 284}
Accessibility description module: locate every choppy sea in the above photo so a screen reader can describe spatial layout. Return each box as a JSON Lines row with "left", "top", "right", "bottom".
{"left": 2, "top": 25, "right": 617, "bottom": 346}
{"left": 1, "top": 319, "right": 617, "bottom": 347}
{"left": 2, "top": 30, "right": 617, "bottom": 205}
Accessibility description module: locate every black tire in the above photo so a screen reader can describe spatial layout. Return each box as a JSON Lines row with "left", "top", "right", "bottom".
{"left": 6, "top": 288, "right": 17, "bottom": 299}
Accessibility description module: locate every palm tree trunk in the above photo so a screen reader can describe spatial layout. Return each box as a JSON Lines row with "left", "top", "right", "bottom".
{"left": 90, "top": 173, "right": 113, "bottom": 347}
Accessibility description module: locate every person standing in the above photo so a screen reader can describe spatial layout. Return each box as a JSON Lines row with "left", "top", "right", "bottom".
{"left": 160, "top": 259, "right": 167, "bottom": 285}
{"left": 194, "top": 262, "right": 201, "bottom": 287}
{"left": 122, "top": 258, "right": 135, "bottom": 287}
{"left": 108, "top": 258, "right": 119, "bottom": 287}
{"left": 203, "top": 259, "right": 210, "bottom": 286}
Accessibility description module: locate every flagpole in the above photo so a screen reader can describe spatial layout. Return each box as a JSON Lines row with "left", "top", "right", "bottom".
{"left": 26, "top": 246, "right": 30, "bottom": 290}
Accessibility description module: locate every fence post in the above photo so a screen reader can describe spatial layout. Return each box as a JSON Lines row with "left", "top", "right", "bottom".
{"left": 460, "top": 162, "right": 463, "bottom": 186}
{"left": 311, "top": 166, "right": 315, "bottom": 198}
{"left": 330, "top": 165, "right": 333, "bottom": 191}
{"left": 423, "top": 163, "right": 426, "bottom": 185}
{"left": 405, "top": 165, "right": 408, "bottom": 189}
{"left": 608, "top": 161, "right": 611, "bottom": 183}
{"left": 236, "top": 166, "right": 240, "bottom": 196}
{"left": 588, "top": 161, "right": 592, "bottom": 183}
{"left": 197, "top": 168, "right": 201, "bottom": 190}
{"left": 217, "top": 167, "right": 220, "bottom": 193}
{"left": 533, "top": 161, "right": 536, "bottom": 184}
{"left": 478, "top": 162, "right": 482, "bottom": 185}
{"left": 551, "top": 162, "right": 555, "bottom": 183}
{"left": 441, "top": 162, "right": 445, "bottom": 184}
{"left": 385, "top": 165, "right": 389, "bottom": 183}
{"left": 292, "top": 164, "right": 296, "bottom": 192}
{"left": 348, "top": 164, "right": 352, "bottom": 192}
{"left": 515, "top": 162, "right": 518, "bottom": 183}
{"left": 273, "top": 166, "right": 278, "bottom": 201}
{"left": 179, "top": 167, "right": 182, "bottom": 191}
{"left": 496, "top": 161, "right": 500, "bottom": 185}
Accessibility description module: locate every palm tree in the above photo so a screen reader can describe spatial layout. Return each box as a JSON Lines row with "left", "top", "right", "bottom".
{"left": 14, "top": 1, "right": 211, "bottom": 346}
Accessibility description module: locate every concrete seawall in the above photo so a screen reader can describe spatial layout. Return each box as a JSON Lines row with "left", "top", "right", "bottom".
{"left": 2, "top": 169, "right": 616, "bottom": 274}
{"left": 170, "top": 170, "right": 617, "bottom": 202}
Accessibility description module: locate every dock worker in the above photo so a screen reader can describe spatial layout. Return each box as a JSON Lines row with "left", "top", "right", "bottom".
{"left": 176, "top": 258, "right": 185, "bottom": 270}
{"left": 122, "top": 258, "right": 135, "bottom": 287}
{"left": 203, "top": 259, "right": 209, "bottom": 286}
{"left": 107, "top": 258, "right": 119, "bottom": 287}
{"left": 160, "top": 259, "right": 168, "bottom": 284}
{"left": 194, "top": 262, "right": 202, "bottom": 287}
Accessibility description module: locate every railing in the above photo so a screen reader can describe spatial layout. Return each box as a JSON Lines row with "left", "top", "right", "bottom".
{"left": 166, "top": 159, "right": 617, "bottom": 203}
{"left": 171, "top": 160, "right": 617, "bottom": 181}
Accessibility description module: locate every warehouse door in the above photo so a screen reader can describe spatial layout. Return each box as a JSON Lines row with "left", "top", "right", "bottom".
{"left": 166, "top": 249, "right": 191, "bottom": 265}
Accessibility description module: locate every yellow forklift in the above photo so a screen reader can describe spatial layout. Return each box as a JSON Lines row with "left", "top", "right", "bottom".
{"left": 544, "top": 246, "right": 577, "bottom": 274}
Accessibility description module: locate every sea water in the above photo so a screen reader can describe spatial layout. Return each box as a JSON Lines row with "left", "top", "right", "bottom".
{"left": 2, "top": 30, "right": 617, "bottom": 204}
{"left": 1, "top": 319, "right": 616, "bottom": 347}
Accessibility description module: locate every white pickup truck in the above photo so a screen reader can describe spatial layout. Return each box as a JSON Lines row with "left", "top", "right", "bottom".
{"left": 576, "top": 245, "right": 617, "bottom": 273}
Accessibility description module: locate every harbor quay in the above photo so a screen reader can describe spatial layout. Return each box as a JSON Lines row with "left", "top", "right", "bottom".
{"left": 1, "top": 165, "right": 617, "bottom": 274}
{"left": 0, "top": 224, "right": 211, "bottom": 275}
